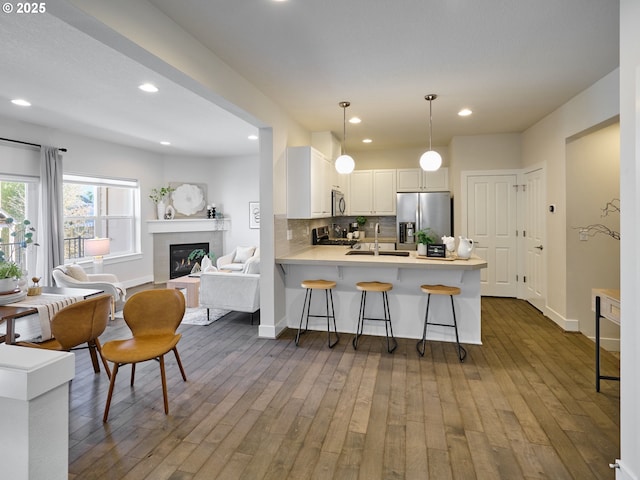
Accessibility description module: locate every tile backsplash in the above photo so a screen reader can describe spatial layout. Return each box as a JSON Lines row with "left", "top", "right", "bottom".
{"left": 275, "top": 215, "right": 397, "bottom": 257}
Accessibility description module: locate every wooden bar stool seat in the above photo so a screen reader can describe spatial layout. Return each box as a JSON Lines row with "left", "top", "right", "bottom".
{"left": 296, "top": 279, "right": 339, "bottom": 348}
{"left": 417, "top": 284, "right": 467, "bottom": 362}
{"left": 353, "top": 281, "right": 397, "bottom": 353}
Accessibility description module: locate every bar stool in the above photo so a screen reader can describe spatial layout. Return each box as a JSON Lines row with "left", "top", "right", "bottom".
{"left": 295, "top": 279, "right": 339, "bottom": 348}
{"left": 353, "top": 281, "right": 398, "bottom": 354}
{"left": 416, "top": 284, "right": 467, "bottom": 362}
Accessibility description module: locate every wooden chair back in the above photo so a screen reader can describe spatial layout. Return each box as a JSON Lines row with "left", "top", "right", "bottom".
{"left": 51, "top": 294, "right": 112, "bottom": 350}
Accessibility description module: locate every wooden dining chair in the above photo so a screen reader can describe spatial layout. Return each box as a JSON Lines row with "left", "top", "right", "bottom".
{"left": 101, "top": 289, "right": 187, "bottom": 422}
{"left": 18, "top": 293, "right": 113, "bottom": 378}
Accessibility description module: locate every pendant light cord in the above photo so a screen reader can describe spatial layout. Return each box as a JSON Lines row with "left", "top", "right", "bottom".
{"left": 429, "top": 98, "right": 433, "bottom": 151}
{"left": 342, "top": 104, "right": 347, "bottom": 155}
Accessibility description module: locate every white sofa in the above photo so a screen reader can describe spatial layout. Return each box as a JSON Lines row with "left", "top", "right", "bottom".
{"left": 216, "top": 246, "right": 259, "bottom": 273}
{"left": 199, "top": 271, "right": 260, "bottom": 324}
{"left": 52, "top": 264, "right": 126, "bottom": 319}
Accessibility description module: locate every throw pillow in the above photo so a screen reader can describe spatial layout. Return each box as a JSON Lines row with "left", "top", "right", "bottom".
{"left": 244, "top": 257, "right": 260, "bottom": 274}
{"left": 66, "top": 264, "right": 89, "bottom": 282}
{"left": 233, "top": 246, "right": 255, "bottom": 264}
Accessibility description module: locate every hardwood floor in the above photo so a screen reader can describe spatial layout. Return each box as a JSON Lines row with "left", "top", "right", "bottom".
{"left": 67, "top": 293, "right": 620, "bottom": 479}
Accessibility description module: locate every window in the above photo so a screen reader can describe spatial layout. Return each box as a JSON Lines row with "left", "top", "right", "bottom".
{"left": 63, "top": 174, "right": 139, "bottom": 261}
{"left": 0, "top": 176, "right": 38, "bottom": 263}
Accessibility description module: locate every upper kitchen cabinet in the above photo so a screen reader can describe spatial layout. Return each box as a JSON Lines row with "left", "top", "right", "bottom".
{"left": 349, "top": 169, "right": 397, "bottom": 216}
{"left": 287, "top": 146, "right": 332, "bottom": 218}
{"left": 396, "top": 167, "right": 449, "bottom": 192}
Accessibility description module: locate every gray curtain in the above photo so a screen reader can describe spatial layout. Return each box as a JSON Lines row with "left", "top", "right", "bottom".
{"left": 39, "top": 146, "right": 64, "bottom": 286}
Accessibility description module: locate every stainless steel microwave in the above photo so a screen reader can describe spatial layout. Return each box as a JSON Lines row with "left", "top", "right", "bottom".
{"left": 332, "top": 189, "right": 346, "bottom": 216}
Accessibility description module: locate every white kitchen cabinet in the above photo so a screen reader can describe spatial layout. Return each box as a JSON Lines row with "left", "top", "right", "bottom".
{"left": 348, "top": 169, "right": 397, "bottom": 216}
{"left": 396, "top": 167, "right": 449, "bottom": 192}
{"left": 287, "top": 146, "right": 332, "bottom": 218}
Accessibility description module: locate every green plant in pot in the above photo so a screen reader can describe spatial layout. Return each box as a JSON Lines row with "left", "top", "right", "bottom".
{"left": 0, "top": 260, "right": 22, "bottom": 292}
{"left": 356, "top": 216, "right": 367, "bottom": 238}
{"left": 416, "top": 228, "right": 436, "bottom": 255}
{"left": 188, "top": 248, "right": 216, "bottom": 273}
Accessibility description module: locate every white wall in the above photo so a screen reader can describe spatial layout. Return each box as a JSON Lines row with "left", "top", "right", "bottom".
{"left": 162, "top": 154, "right": 261, "bottom": 257}
{"left": 449, "top": 134, "right": 522, "bottom": 236}
{"left": 566, "top": 122, "right": 620, "bottom": 349}
{"left": 619, "top": 1, "right": 640, "bottom": 477}
{"left": 521, "top": 70, "right": 619, "bottom": 323}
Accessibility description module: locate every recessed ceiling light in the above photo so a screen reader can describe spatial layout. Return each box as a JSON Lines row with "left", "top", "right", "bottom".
{"left": 362, "top": 138, "right": 372, "bottom": 144}
{"left": 160, "top": 141, "right": 171, "bottom": 146}
{"left": 139, "top": 83, "right": 159, "bottom": 93}
{"left": 349, "top": 117, "right": 361, "bottom": 124}
{"left": 11, "top": 99, "right": 31, "bottom": 107}
{"left": 458, "top": 108, "right": 472, "bottom": 117}
{"left": 248, "top": 134, "right": 259, "bottom": 140}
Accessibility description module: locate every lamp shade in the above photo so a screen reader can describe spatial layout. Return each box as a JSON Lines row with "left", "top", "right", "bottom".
{"left": 335, "top": 154, "right": 355, "bottom": 174}
{"left": 85, "top": 238, "right": 110, "bottom": 256}
{"left": 419, "top": 150, "right": 442, "bottom": 172}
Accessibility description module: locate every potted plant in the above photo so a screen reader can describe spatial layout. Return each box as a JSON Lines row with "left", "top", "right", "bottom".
{"left": 416, "top": 228, "right": 436, "bottom": 256}
{"left": 149, "top": 185, "right": 175, "bottom": 219}
{"left": 188, "top": 248, "right": 216, "bottom": 273}
{"left": 356, "top": 216, "right": 367, "bottom": 239}
{"left": 0, "top": 260, "right": 22, "bottom": 292}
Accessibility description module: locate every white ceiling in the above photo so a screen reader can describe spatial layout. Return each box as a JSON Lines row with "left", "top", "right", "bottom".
{"left": 0, "top": 1, "right": 619, "bottom": 156}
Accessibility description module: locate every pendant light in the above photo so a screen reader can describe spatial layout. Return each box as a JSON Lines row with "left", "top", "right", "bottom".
{"left": 335, "top": 101, "right": 355, "bottom": 174}
{"left": 419, "top": 94, "right": 442, "bottom": 171}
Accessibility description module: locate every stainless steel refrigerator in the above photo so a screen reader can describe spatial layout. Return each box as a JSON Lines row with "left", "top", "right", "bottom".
{"left": 396, "top": 192, "right": 452, "bottom": 250}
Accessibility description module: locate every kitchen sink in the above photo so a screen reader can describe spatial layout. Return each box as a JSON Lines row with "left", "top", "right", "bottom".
{"left": 345, "top": 250, "right": 410, "bottom": 257}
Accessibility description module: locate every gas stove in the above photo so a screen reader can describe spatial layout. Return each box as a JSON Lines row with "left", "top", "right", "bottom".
{"left": 312, "top": 226, "right": 357, "bottom": 246}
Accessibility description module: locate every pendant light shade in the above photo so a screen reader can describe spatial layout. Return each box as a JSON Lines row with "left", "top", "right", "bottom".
{"left": 419, "top": 94, "right": 442, "bottom": 172}
{"left": 336, "top": 101, "right": 355, "bottom": 174}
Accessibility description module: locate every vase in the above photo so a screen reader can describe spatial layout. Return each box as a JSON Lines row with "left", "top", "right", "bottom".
{"left": 417, "top": 243, "right": 427, "bottom": 256}
{"left": 157, "top": 200, "right": 166, "bottom": 220}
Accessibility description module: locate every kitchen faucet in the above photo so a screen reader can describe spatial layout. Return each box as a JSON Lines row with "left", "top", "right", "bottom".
{"left": 374, "top": 222, "right": 380, "bottom": 256}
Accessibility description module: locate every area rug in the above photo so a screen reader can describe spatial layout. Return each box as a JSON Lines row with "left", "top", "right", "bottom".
{"left": 181, "top": 307, "right": 231, "bottom": 326}
{"left": 114, "top": 307, "right": 230, "bottom": 326}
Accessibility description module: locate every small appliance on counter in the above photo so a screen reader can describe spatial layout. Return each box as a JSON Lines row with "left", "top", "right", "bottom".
{"left": 312, "top": 226, "right": 357, "bottom": 246}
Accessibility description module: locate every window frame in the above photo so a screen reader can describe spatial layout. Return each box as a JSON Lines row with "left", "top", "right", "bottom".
{"left": 62, "top": 174, "right": 140, "bottom": 264}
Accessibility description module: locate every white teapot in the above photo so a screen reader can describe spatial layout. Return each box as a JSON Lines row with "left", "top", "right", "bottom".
{"left": 457, "top": 236, "right": 474, "bottom": 259}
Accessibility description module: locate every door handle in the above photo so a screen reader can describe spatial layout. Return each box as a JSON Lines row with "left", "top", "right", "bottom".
{"left": 534, "top": 245, "right": 544, "bottom": 250}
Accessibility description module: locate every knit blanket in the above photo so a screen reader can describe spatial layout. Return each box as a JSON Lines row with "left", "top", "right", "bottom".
{"left": 11, "top": 294, "right": 85, "bottom": 341}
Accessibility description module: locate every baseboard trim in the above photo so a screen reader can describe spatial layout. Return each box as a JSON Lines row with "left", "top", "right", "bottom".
{"left": 258, "top": 315, "right": 288, "bottom": 339}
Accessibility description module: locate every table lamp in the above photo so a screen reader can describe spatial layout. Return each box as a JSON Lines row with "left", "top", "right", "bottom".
{"left": 85, "top": 237, "right": 110, "bottom": 273}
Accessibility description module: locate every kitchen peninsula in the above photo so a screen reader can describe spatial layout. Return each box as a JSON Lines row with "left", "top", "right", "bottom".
{"left": 276, "top": 246, "right": 487, "bottom": 344}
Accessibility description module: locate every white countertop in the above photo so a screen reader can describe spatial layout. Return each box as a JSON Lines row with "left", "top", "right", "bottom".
{"left": 276, "top": 246, "right": 487, "bottom": 271}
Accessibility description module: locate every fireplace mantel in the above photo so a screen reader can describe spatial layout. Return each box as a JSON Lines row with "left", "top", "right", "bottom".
{"left": 147, "top": 218, "right": 229, "bottom": 234}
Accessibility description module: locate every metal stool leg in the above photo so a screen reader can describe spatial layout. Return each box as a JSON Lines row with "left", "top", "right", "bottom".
{"left": 416, "top": 293, "right": 431, "bottom": 356}
{"left": 352, "top": 290, "right": 367, "bottom": 349}
{"left": 450, "top": 295, "right": 467, "bottom": 362}
{"left": 383, "top": 291, "right": 398, "bottom": 354}
{"left": 326, "top": 289, "right": 339, "bottom": 348}
{"left": 295, "top": 288, "right": 312, "bottom": 346}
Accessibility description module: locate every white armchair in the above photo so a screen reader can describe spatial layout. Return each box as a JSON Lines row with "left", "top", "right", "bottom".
{"left": 52, "top": 264, "right": 126, "bottom": 319}
{"left": 199, "top": 271, "right": 260, "bottom": 324}
{"left": 216, "top": 246, "right": 259, "bottom": 273}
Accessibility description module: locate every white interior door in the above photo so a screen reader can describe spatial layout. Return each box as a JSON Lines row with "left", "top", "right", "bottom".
{"left": 466, "top": 174, "right": 518, "bottom": 297}
{"left": 523, "top": 167, "right": 546, "bottom": 311}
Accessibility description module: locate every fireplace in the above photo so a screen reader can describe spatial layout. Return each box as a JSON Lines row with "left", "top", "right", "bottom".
{"left": 169, "top": 242, "right": 209, "bottom": 279}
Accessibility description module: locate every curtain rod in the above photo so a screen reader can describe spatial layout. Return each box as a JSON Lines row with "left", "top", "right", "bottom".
{"left": 0, "top": 137, "right": 67, "bottom": 153}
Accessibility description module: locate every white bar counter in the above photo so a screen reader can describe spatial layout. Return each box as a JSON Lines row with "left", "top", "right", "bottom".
{"left": 0, "top": 344, "right": 75, "bottom": 480}
{"left": 276, "top": 246, "right": 488, "bottom": 344}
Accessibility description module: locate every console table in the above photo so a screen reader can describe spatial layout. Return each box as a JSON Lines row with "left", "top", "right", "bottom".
{"left": 592, "top": 288, "right": 620, "bottom": 391}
